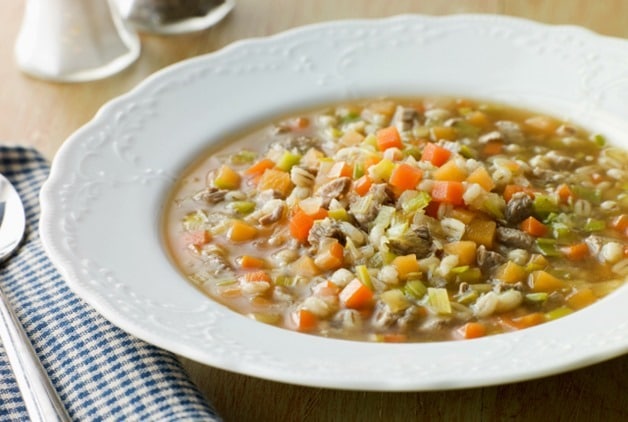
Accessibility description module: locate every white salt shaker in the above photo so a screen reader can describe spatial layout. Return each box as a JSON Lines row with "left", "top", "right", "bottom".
{"left": 15, "top": 0, "right": 140, "bottom": 83}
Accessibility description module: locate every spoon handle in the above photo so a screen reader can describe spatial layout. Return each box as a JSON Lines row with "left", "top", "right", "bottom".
{"left": 0, "top": 288, "right": 72, "bottom": 422}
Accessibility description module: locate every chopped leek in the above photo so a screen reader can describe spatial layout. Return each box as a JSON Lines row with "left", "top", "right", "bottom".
{"left": 401, "top": 191, "right": 431, "bottom": 214}
{"left": 370, "top": 158, "right": 395, "bottom": 181}
{"left": 229, "top": 150, "right": 257, "bottom": 165}
{"left": 536, "top": 238, "right": 561, "bottom": 257}
{"left": 525, "top": 292, "right": 548, "bottom": 303}
{"left": 381, "top": 289, "right": 411, "bottom": 313}
{"left": 584, "top": 218, "right": 606, "bottom": 232}
{"left": 427, "top": 287, "right": 452, "bottom": 315}
{"left": 545, "top": 306, "right": 573, "bottom": 321}
{"left": 328, "top": 208, "right": 350, "bottom": 221}
{"left": 230, "top": 201, "right": 256, "bottom": 214}
{"left": 455, "top": 267, "right": 482, "bottom": 284}
{"left": 533, "top": 194, "right": 559, "bottom": 219}
{"left": 404, "top": 279, "right": 427, "bottom": 300}
{"left": 455, "top": 289, "right": 478, "bottom": 305}
{"left": 275, "top": 151, "right": 301, "bottom": 172}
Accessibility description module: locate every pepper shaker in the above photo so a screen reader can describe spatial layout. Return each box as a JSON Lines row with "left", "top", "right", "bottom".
{"left": 15, "top": 0, "right": 140, "bottom": 83}
{"left": 115, "top": 0, "right": 235, "bottom": 34}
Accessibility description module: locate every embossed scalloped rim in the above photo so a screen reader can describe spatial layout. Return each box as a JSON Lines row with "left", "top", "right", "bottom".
{"left": 40, "top": 14, "right": 628, "bottom": 391}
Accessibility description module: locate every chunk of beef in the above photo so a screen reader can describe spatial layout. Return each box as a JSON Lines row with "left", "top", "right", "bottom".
{"left": 308, "top": 218, "right": 345, "bottom": 246}
{"left": 193, "top": 187, "right": 227, "bottom": 204}
{"left": 393, "top": 105, "right": 418, "bottom": 132}
{"left": 496, "top": 227, "right": 534, "bottom": 250}
{"left": 278, "top": 136, "right": 321, "bottom": 154}
{"left": 349, "top": 183, "right": 394, "bottom": 227}
{"left": 476, "top": 245, "right": 505, "bottom": 273}
{"left": 546, "top": 150, "right": 577, "bottom": 170}
{"left": 505, "top": 191, "right": 534, "bottom": 224}
{"left": 387, "top": 225, "right": 432, "bottom": 258}
{"left": 495, "top": 120, "right": 525, "bottom": 144}
{"left": 315, "top": 176, "right": 351, "bottom": 208}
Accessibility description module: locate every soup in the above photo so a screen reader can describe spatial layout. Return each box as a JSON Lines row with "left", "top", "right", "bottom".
{"left": 164, "top": 97, "right": 628, "bottom": 342}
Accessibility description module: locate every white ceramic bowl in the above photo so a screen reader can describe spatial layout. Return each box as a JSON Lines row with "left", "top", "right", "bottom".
{"left": 40, "top": 14, "right": 628, "bottom": 391}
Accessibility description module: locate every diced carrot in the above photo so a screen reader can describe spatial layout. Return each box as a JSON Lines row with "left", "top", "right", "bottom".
{"left": 458, "top": 322, "right": 487, "bottom": 339}
{"left": 520, "top": 216, "right": 548, "bottom": 237}
{"left": 501, "top": 312, "right": 546, "bottom": 330}
{"left": 228, "top": 220, "right": 258, "bottom": 241}
{"left": 392, "top": 254, "right": 420, "bottom": 280}
{"left": 429, "top": 126, "right": 457, "bottom": 141}
{"left": 376, "top": 126, "right": 403, "bottom": 151}
{"left": 289, "top": 255, "right": 321, "bottom": 277}
{"left": 503, "top": 184, "right": 535, "bottom": 203}
{"left": 339, "top": 278, "right": 374, "bottom": 309}
{"left": 353, "top": 175, "right": 373, "bottom": 196}
{"left": 239, "top": 255, "right": 266, "bottom": 269}
{"left": 389, "top": 163, "right": 423, "bottom": 191}
{"left": 463, "top": 219, "right": 496, "bottom": 248}
{"left": 433, "top": 161, "right": 467, "bottom": 182}
{"left": 431, "top": 181, "right": 465, "bottom": 206}
{"left": 289, "top": 207, "right": 328, "bottom": 243}
{"left": 214, "top": 164, "right": 241, "bottom": 190}
{"left": 529, "top": 270, "right": 567, "bottom": 292}
{"left": 495, "top": 261, "right": 527, "bottom": 284}
{"left": 466, "top": 167, "right": 495, "bottom": 192}
{"left": 314, "top": 239, "right": 344, "bottom": 271}
{"left": 443, "top": 241, "right": 477, "bottom": 266}
{"left": 482, "top": 141, "right": 503, "bottom": 156}
{"left": 258, "top": 168, "right": 294, "bottom": 198}
{"left": 556, "top": 184, "right": 573, "bottom": 203}
{"left": 184, "top": 230, "right": 211, "bottom": 247}
{"left": 560, "top": 242, "right": 589, "bottom": 261}
{"left": 242, "top": 270, "right": 272, "bottom": 283}
{"left": 566, "top": 288, "right": 597, "bottom": 310}
{"left": 244, "top": 158, "right": 275, "bottom": 178}
{"left": 293, "top": 309, "right": 317, "bottom": 332}
{"left": 421, "top": 142, "right": 451, "bottom": 167}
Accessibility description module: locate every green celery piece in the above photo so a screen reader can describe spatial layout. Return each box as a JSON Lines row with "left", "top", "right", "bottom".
{"left": 328, "top": 208, "right": 350, "bottom": 221}
{"left": 401, "top": 191, "right": 431, "bottom": 214}
{"left": 230, "top": 150, "right": 257, "bottom": 165}
{"left": 533, "top": 194, "right": 559, "bottom": 219}
{"left": 592, "top": 133, "right": 606, "bottom": 147}
{"left": 230, "top": 201, "right": 256, "bottom": 214}
{"left": 536, "top": 238, "right": 561, "bottom": 257}
{"left": 275, "top": 151, "right": 302, "bottom": 172}
{"left": 584, "top": 218, "right": 606, "bottom": 232}
{"left": 404, "top": 147, "right": 422, "bottom": 160}
{"left": 458, "top": 144, "right": 477, "bottom": 159}
{"left": 427, "top": 287, "right": 452, "bottom": 315}
{"left": 352, "top": 161, "right": 365, "bottom": 179}
{"left": 525, "top": 292, "right": 548, "bottom": 303}
{"left": 371, "top": 158, "right": 395, "bottom": 181}
{"left": 361, "top": 134, "right": 378, "bottom": 149}
{"left": 451, "top": 265, "right": 470, "bottom": 274}
{"left": 455, "top": 289, "right": 479, "bottom": 305}
{"left": 356, "top": 265, "right": 374, "bottom": 290}
{"left": 545, "top": 306, "right": 573, "bottom": 321}
{"left": 572, "top": 185, "right": 602, "bottom": 205}
{"left": 404, "top": 279, "right": 427, "bottom": 300}
{"left": 483, "top": 193, "right": 505, "bottom": 219}
{"left": 456, "top": 267, "right": 482, "bottom": 284}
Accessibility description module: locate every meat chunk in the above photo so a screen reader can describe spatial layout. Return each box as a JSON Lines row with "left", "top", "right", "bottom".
{"left": 495, "top": 120, "right": 525, "bottom": 144}
{"left": 393, "top": 105, "right": 418, "bottom": 132}
{"left": 192, "top": 187, "right": 227, "bottom": 204}
{"left": 259, "top": 203, "right": 286, "bottom": 225}
{"left": 349, "top": 183, "right": 394, "bottom": 227}
{"left": 496, "top": 227, "right": 534, "bottom": 250}
{"left": 315, "top": 176, "right": 351, "bottom": 208}
{"left": 546, "top": 150, "right": 577, "bottom": 170}
{"left": 279, "top": 136, "right": 321, "bottom": 154}
{"left": 308, "top": 218, "right": 345, "bottom": 246}
{"left": 387, "top": 225, "right": 433, "bottom": 258}
{"left": 476, "top": 245, "right": 505, "bottom": 273}
{"left": 505, "top": 192, "right": 534, "bottom": 224}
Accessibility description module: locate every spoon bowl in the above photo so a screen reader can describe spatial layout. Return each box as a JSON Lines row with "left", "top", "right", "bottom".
{"left": 0, "top": 173, "right": 26, "bottom": 261}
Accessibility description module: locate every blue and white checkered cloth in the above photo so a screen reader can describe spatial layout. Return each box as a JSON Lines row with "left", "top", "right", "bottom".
{"left": 0, "top": 146, "right": 221, "bottom": 421}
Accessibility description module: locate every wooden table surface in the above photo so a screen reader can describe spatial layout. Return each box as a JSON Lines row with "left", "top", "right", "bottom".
{"left": 2, "top": 1, "right": 627, "bottom": 421}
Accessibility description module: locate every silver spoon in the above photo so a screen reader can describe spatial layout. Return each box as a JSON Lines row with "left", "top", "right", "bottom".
{"left": 0, "top": 173, "right": 71, "bottom": 422}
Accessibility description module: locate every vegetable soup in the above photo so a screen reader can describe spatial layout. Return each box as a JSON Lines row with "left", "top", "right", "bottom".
{"left": 163, "top": 97, "right": 628, "bottom": 342}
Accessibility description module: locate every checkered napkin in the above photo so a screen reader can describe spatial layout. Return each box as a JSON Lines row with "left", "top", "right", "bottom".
{"left": 0, "top": 146, "right": 221, "bottom": 421}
